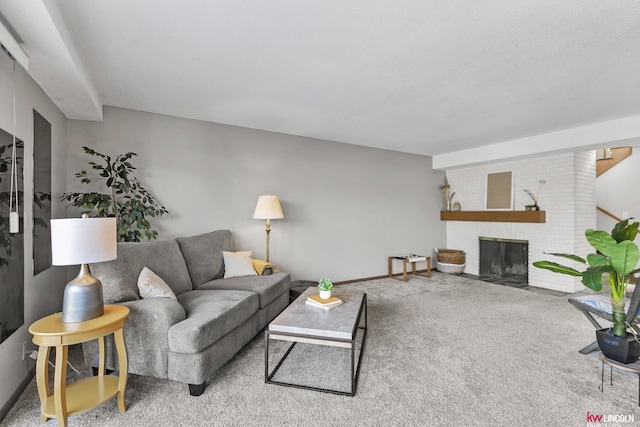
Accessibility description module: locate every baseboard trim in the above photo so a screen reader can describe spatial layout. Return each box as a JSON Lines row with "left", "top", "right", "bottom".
{"left": 334, "top": 269, "right": 431, "bottom": 285}
{"left": 0, "top": 366, "right": 35, "bottom": 423}
{"left": 333, "top": 275, "right": 388, "bottom": 285}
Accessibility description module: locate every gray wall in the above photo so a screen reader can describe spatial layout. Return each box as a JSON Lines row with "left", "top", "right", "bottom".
{"left": 0, "top": 53, "right": 68, "bottom": 414}
{"left": 67, "top": 107, "right": 447, "bottom": 281}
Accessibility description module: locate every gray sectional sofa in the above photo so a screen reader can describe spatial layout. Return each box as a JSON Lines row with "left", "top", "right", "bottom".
{"left": 82, "top": 229, "right": 291, "bottom": 396}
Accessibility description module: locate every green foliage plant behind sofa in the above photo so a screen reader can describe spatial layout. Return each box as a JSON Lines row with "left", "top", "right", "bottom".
{"left": 61, "top": 146, "right": 168, "bottom": 242}
{"left": 82, "top": 229, "right": 291, "bottom": 396}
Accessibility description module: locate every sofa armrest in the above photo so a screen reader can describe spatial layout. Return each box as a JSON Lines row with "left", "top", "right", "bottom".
{"left": 252, "top": 259, "right": 279, "bottom": 275}
{"left": 82, "top": 298, "right": 186, "bottom": 378}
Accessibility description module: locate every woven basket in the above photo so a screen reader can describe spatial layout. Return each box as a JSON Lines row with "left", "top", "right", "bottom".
{"left": 436, "top": 262, "right": 465, "bottom": 275}
{"left": 436, "top": 249, "right": 465, "bottom": 265}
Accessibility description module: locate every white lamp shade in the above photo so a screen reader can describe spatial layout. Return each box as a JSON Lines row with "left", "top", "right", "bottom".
{"left": 51, "top": 217, "right": 117, "bottom": 266}
{"left": 253, "top": 195, "right": 284, "bottom": 220}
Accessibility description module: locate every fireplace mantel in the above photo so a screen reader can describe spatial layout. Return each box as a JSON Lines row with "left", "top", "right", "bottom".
{"left": 440, "top": 211, "right": 546, "bottom": 223}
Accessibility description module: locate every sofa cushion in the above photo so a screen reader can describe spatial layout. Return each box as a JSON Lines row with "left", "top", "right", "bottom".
{"left": 168, "top": 290, "right": 259, "bottom": 353}
{"left": 176, "top": 230, "right": 236, "bottom": 286}
{"left": 137, "top": 267, "right": 177, "bottom": 300}
{"left": 196, "top": 272, "right": 291, "bottom": 309}
{"left": 92, "top": 239, "right": 192, "bottom": 304}
{"left": 223, "top": 251, "right": 258, "bottom": 278}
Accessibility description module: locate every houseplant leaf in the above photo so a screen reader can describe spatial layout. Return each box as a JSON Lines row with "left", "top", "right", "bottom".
{"left": 531, "top": 261, "right": 581, "bottom": 276}
{"left": 611, "top": 219, "right": 639, "bottom": 243}
{"left": 586, "top": 253, "right": 609, "bottom": 267}
{"left": 585, "top": 229, "right": 617, "bottom": 256}
{"left": 581, "top": 265, "right": 610, "bottom": 291}
{"left": 541, "top": 252, "right": 586, "bottom": 264}
{"left": 611, "top": 219, "right": 629, "bottom": 243}
{"left": 608, "top": 240, "right": 640, "bottom": 275}
{"left": 626, "top": 222, "right": 640, "bottom": 242}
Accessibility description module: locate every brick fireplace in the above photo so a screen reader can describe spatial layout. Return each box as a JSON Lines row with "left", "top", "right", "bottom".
{"left": 442, "top": 151, "right": 596, "bottom": 293}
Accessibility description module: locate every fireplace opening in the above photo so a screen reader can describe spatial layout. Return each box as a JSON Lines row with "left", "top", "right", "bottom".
{"left": 479, "top": 237, "right": 529, "bottom": 287}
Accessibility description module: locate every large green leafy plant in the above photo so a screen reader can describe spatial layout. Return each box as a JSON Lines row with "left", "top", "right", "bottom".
{"left": 533, "top": 219, "right": 640, "bottom": 337}
{"left": 61, "top": 147, "right": 168, "bottom": 242}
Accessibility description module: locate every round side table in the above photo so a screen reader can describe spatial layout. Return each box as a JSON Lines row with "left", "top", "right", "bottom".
{"left": 599, "top": 353, "right": 640, "bottom": 406}
{"left": 29, "top": 305, "right": 129, "bottom": 427}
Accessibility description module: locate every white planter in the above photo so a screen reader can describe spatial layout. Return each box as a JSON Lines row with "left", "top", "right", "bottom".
{"left": 319, "top": 290, "right": 332, "bottom": 299}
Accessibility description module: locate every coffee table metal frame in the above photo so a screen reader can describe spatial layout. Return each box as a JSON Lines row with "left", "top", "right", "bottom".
{"left": 265, "top": 291, "right": 367, "bottom": 396}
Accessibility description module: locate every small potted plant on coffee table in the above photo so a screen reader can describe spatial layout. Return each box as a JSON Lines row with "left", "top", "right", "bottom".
{"left": 317, "top": 278, "right": 333, "bottom": 300}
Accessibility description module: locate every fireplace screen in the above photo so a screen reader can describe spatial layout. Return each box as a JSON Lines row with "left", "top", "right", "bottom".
{"left": 479, "top": 237, "right": 528, "bottom": 286}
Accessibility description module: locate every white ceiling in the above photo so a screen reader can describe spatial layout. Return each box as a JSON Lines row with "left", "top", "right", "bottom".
{"left": 1, "top": 0, "right": 640, "bottom": 159}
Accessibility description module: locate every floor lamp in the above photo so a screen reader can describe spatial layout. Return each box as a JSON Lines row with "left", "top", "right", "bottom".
{"left": 50, "top": 214, "right": 117, "bottom": 323}
{"left": 253, "top": 195, "right": 284, "bottom": 262}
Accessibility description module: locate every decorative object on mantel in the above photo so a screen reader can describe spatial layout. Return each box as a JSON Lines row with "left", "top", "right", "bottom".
{"left": 533, "top": 219, "right": 640, "bottom": 364}
{"left": 452, "top": 201, "right": 461, "bottom": 211}
{"left": 435, "top": 248, "right": 465, "bottom": 274}
{"left": 485, "top": 171, "right": 513, "bottom": 210}
{"left": 524, "top": 180, "right": 546, "bottom": 211}
{"left": 439, "top": 177, "right": 455, "bottom": 211}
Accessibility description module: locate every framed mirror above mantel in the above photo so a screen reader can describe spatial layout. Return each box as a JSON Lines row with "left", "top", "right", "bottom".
{"left": 440, "top": 211, "right": 546, "bottom": 223}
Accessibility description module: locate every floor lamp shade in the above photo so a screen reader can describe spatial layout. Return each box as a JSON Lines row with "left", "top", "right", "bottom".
{"left": 51, "top": 216, "right": 117, "bottom": 322}
{"left": 253, "top": 195, "right": 284, "bottom": 262}
{"left": 253, "top": 195, "right": 284, "bottom": 220}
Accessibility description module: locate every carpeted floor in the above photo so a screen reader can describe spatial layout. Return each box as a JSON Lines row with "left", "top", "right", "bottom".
{"left": 2, "top": 273, "right": 638, "bottom": 426}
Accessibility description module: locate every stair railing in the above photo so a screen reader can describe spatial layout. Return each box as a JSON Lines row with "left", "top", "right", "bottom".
{"left": 596, "top": 205, "right": 622, "bottom": 222}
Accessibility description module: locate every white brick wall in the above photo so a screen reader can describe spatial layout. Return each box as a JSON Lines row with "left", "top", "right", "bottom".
{"left": 445, "top": 151, "right": 596, "bottom": 293}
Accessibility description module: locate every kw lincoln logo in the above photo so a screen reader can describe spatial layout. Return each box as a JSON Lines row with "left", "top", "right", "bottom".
{"left": 586, "top": 411, "right": 635, "bottom": 424}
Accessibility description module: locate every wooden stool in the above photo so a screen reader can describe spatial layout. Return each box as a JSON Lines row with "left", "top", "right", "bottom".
{"left": 388, "top": 256, "right": 431, "bottom": 282}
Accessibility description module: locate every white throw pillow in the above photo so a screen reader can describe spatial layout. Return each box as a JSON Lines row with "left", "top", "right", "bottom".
{"left": 223, "top": 251, "right": 258, "bottom": 278}
{"left": 137, "top": 266, "right": 177, "bottom": 300}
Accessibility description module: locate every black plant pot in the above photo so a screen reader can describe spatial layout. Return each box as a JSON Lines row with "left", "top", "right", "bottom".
{"left": 596, "top": 328, "right": 640, "bottom": 364}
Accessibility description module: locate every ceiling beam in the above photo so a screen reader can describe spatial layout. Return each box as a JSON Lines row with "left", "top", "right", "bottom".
{"left": 0, "top": 18, "right": 28, "bottom": 70}
{"left": 0, "top": 0, "right": 102, "bottom": 121}
{"left": 432, "top": 115, "right": 640, "bottom": 170}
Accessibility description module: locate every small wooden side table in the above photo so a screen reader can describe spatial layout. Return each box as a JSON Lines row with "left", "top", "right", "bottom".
{"left": 29, "top": 305, "right": 129, "bottom": 427}
{"left": 388, "top": 256, "right": 431, "bottom": 282}
{"left": 599, "top": 353, "right": 640, "bottom": 406}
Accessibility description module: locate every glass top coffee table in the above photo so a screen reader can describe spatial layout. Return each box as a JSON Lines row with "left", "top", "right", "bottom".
{"left": 265, "top": 287, "right": 367, "bottom": 396}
